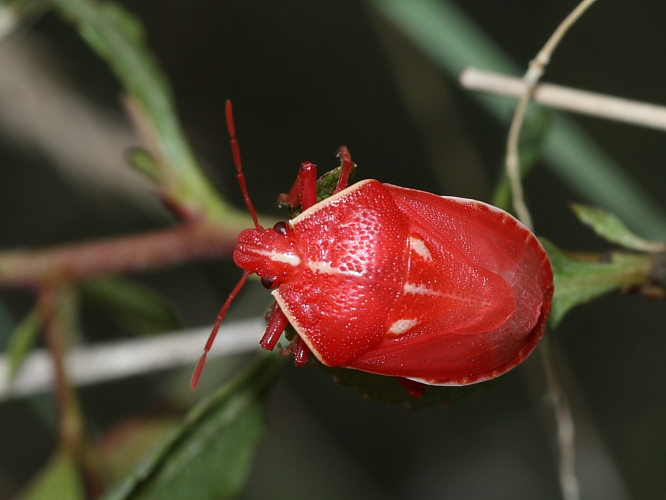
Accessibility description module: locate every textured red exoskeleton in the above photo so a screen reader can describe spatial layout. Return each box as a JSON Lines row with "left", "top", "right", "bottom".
{"left": 192, "top": 101, "right": 554, "bottom": 398}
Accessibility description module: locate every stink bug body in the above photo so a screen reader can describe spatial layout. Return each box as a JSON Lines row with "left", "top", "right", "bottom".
{"left": 192, "top": 102, "right": 554, "bottom": 396}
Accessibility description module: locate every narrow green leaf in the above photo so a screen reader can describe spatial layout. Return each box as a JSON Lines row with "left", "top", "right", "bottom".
{"left": 543, "top": 239, "right": 655, "bottom": 328}
{"left": 571, "top": 203, "right": 666, "bottom": 253}
{"left": 126, "top": 147, "right": 162, "bottom": 184}
{"left": 49, "top": 0, "right": 244, "bottom": 224}
{"left": 79, "top": 276, "right": 181, "bottom": 335}
{"left": 7, "top": 307, "right": 43, "bottom": 379}
{"left": 18, "top": 449, "right": 85, "bottom": 500}
{"left": 98, "top": 417, "right": 180, "bottom": 482}
{"left": 96, "top": 1, "right": 145, "bottom": 44}
{"left": 101, "top": 354, "right": 285, "bottom": 500}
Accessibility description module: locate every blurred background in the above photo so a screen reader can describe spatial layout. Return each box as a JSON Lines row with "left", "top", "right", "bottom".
{"left": 0, "top": 0, "right": 665, "bottom": 499}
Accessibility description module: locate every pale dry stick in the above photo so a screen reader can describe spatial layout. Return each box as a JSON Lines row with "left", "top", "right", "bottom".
{"left": 0, "top": 319, "right": 265, "bottom": 401}
{"left": 505, "top": 0, "right": 598, "bottom": 231}
{"left": 462, "top": 68, "right": 666, "bottom": 131}
{"left": 539, "top": 335, "right": 578, "bottom": 500}
{"left": 507, "top": 2, "right": 597, "bottom": 500}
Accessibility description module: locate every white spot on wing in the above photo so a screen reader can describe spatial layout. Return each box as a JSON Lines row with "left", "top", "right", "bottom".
{"left": 309, "top": 261, "right": 337, "bottom": 274}
{"left": 404, "top": 282, "right": 493, "bottom": 308}
{"left": 404, "top": 283, "right": 437, "bottom": 295}
{"left": 410, "top": 236, "right": 432, "bottom": 260}
{"left": 389, "top": 319, "right": 419, "bottom": 335}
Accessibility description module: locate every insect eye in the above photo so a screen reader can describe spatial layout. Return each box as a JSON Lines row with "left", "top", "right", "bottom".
{"left": 273, "top": 221, "right": 288, "bottom": 234}
{"left": 261, "top": 276, "right": 277, "bottom": 289}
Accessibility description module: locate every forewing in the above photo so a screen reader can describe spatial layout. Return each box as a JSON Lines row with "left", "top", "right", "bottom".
{"left": 275, "top": 180, "right": 410, "bottom": 366}
{"left": 348, "top": 185, "right": 548, "bottom": 384}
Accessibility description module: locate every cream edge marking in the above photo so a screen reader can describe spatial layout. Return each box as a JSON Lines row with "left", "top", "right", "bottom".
{"left": 404, "top": 371, "right": 501, "bottom": 387}
{"left": 290, "top": 178, "right": 377, "bottom": 227}
{"left": 271, "top": 290, "right": 328, "bottom": 365}
{"left": 440, "top": 194, "right": 534, "bottom": 239}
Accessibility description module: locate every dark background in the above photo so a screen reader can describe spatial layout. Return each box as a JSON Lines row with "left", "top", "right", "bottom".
{"left": 0, "top": 1, "right": 665, "bottom": 499}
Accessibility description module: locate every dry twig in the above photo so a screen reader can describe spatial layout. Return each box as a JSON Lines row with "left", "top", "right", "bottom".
{"left": 504, "top": 2, "right": 598, "bottom": 499}
{"left": 462, "top": 68, "right": 666, "bottom": 131}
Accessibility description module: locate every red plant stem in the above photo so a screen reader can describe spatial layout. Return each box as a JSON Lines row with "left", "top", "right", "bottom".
{"left": 0, "top": 220, "right": 242, "bottom": 289}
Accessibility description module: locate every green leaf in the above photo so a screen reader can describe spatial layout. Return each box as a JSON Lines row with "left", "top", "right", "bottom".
{"left": 571, "top": 203, "right": 666, "bottom": 253}
{"left": 50, "top": 0, "right": 245, "bottom": 225}
{"left": 543, "top": 239, "right": 655, "bottom": 328}
{"left": 126, "top": 147, "right": 162, "bottom": 184}
{"left": 98, "top": 417, "right": 180, "bottom": 482}
{"left": 7, "top": 307, "right": 43, "bottom": 379}
{"left": 79, "top": 277, "right": 181, "bottom": 335}
{"left": 97, "top": 0, "right": 145, "bottom": 44}
{"left": 18, "top": 449, "right": 85, "bottom": 500}
{"left": 101, "top": 354, "right": 285, "bottom": 500}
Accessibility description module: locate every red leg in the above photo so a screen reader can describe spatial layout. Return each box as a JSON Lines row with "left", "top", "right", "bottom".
{"left": 278, "top": 162, "right": 318, "bottom": 211}
{"left": 332, "top": 145, "right": 355, "bottom": 195}
{"left": 260, "top": 301, "right": 289, "bottom": 351}
{"left": 396, "top": 377, "right": 426, "bottom": 399}
{"left": 262, "top": 301, "right": 311, "bottom": 367}
{"left": 294, "top": 336, "right": 311, "bottom": 366}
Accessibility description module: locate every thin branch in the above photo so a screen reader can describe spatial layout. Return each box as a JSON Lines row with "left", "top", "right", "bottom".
{"left": 505, "top": 0, "right": 597, "bottom": 230}
{"left": 505, "top": 2, "right": 597, "bottom": 500}
{"left": 0, "top": 220, "right": 245, "bottom": 289}
{"left": 41, "top": 286, "right": 86, "bottom": 454}
{"left": 0, "top": 318, "right": 265, "bottom": 401}
{"left": 540, "top": 334, "right": 578, "bottom": 500}
{"left": 462, "top": 68, "right": 666, "bottom": 132}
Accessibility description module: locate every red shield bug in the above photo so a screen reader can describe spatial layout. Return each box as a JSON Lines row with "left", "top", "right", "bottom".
{"left": 191, "top": 101, "right": 554, "bottom": 398}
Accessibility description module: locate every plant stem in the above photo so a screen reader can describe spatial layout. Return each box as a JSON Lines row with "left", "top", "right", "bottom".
{"left": 462, "top": 68, "right": 666, "bottom": 132}
{"left": 506, "top": 2, "right": 598, "bottom": 499}
{"left": 41, "top": 287, "right": 85, "bottom": 454}
{"left": 0, "top": 220, "right": 246, "bottom": 289}
{"left": 505, "top": 0, "right": 598, "bottom": 231}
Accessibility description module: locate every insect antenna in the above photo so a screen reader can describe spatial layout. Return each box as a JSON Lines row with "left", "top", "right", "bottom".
{"left": 191, "top": 270, "right": 251, "bottom": 390}
{"left": 226, "top": 100, "right": 261, "bottom": 229}
{"left": 191, "top": 101, "right": 262, "bottom": 390}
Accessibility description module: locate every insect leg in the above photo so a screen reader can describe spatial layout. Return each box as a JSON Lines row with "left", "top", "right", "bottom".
{"left": 262, "top": 301, "right": 312, "bottom": 366}
{"left": 395, "top": 377, "right": 426, "bottom": 399}
{"left": 278, "top": 162, "right": 318, "bottom": 211}
{"left": 332, "top": 145, "right": 355, "bottom": 194}
{"left": 294, "top": 336, "right": 311, "bottom": 366}
{"left": 260, "top": 301, "right": 290, "bottom": 351}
